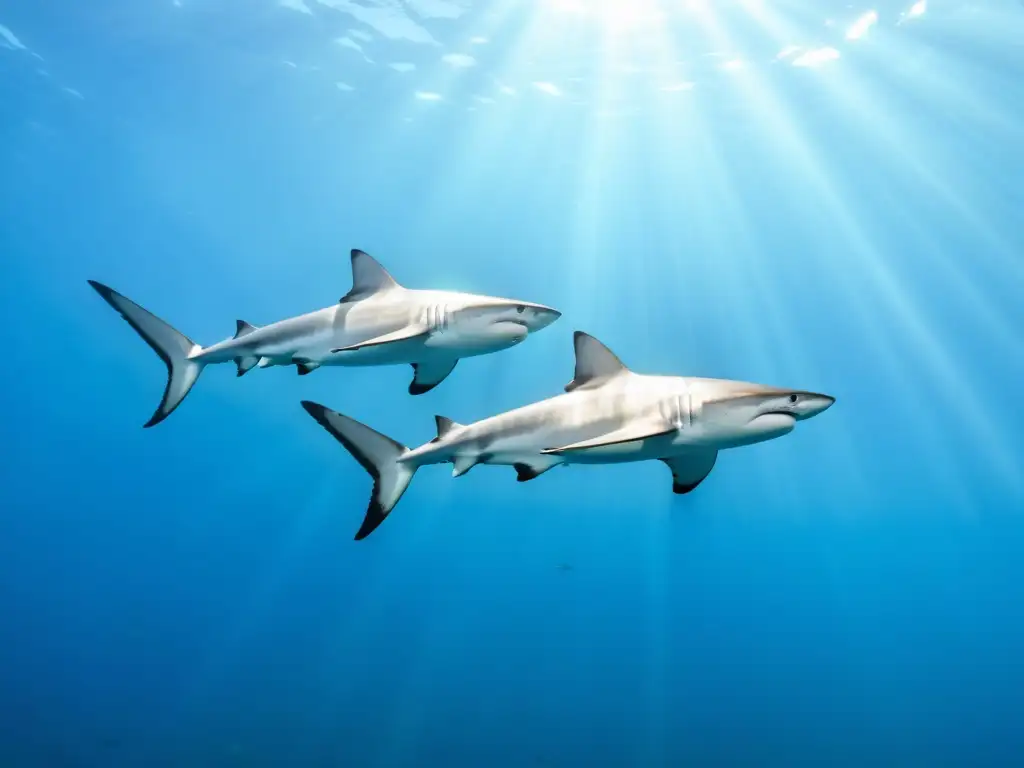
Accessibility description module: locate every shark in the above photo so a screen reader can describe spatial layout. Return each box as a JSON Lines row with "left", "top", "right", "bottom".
{"left": 301, "top": 330, "right": 836, "bottom": 540}
{"left": 88, "top": 249, "right": 561, "bottom": 427}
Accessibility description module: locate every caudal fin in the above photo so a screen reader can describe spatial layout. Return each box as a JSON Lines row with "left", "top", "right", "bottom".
{"left": 88, "top": 280, "right": 205, "bottom": 428}
{"left": 301, "top": 401, "right": 416, "bottom": 540}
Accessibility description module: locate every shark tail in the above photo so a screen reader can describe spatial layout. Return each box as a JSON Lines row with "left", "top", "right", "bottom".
{"left": 301, "top": 401, "right": 417, "bottom": 540}
{"left": 88, "top": 280, "right": 206, "bottom": 428}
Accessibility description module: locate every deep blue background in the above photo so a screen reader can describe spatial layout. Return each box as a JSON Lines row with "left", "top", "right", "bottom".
{"left": 2, "top": 1, "right": 1022, "bottom": 765}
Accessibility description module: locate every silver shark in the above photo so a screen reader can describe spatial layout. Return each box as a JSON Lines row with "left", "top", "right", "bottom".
{"left": 88, "top": 249, "right": 560, "bottom": 427}
{"left": 302, "top": 331, "right": 836, "bottom": 539}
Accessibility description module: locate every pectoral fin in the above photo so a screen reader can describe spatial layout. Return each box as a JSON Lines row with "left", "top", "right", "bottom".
{"left": 513, "top": 457, "right": 560, "bottom": 482}
{"left": 235, "top": 355, "right": 260, "bottom": 377}
{"left": 452, "top": 454, "right": 482, "bottom": 478}
{"left": 661, "top": 450, "right": 718, "bottom": 494}
{"left": 331, "top": 325, "right": 429, "bottom": 353}
{"left": 540, "top": 422, "right": 676, "bottom": 456}
{"left": 409, "top": 358, "right": 458, "bottom": 395}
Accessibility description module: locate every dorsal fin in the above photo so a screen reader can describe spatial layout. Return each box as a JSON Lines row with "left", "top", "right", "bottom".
{"left": 341, "top": 249, "right": 400, "bottom": 302}
{"left": 433, "top": 415, "right": 462, "bottom": 441}
{"left": 234, "top": 319, "right": 257, "bottom": 338}
{"left": 564, "top": 331, "right": 628, "bottom": 392}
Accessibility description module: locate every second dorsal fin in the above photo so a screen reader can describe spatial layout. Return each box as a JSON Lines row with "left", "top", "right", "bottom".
{"left": 341, "top": 249, "right": 401, "bottom": 302}
{"left": 564, "top": 331, "right": 628, "bottom": 392}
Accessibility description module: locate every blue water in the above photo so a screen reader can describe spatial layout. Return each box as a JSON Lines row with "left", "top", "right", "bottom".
{"left": 2, "top": 1, "right": 1023, "bottom": 765}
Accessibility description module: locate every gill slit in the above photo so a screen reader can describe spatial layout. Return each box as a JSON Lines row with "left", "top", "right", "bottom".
{"left": 425, "top": 303, "right": 449, "bottom": 333}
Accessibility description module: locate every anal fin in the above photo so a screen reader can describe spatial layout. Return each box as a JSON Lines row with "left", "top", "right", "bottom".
{"left": 295, "top": 360, "right": 321, "bottom": 376}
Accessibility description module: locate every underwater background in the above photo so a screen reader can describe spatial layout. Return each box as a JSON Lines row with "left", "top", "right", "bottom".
{"left": 2, "top": 0, "right": 1023, "bottom": 765}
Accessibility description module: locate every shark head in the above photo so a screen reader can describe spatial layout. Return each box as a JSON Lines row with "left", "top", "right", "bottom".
{"left": 697, "top": 384, "right": 835, "bottom": 448}
{"left": 424, "top": 293, "right": 561, "bottom": 355}
{"left": 775, "top": 390, "right": 836, "bottom": 421}
{"left": 339, "top": 250, "right": 561, "bottom": 360}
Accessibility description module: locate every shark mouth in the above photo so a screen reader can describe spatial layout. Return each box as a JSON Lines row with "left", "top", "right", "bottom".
{"left": 752, "top": 411, "right": 798, "bottom": 426}
{"left": 493, "top": 319, "right": 529, "bottom": 333}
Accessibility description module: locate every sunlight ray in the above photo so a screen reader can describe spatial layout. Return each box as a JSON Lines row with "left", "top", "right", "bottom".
{"left": 665, "top": 5, "right": 854, "bottom": 443}
{"left": 734, "top": 3, "right": 1024, "bottom": 297}
{"left": 8, "top": 3, "right": 1024, "bottom": 763}
{"left": 726, "top": 0, "right": 1021, "bottom": 492}
{"left": 302, "top": 472, "right": 461, "bottom": 741}
{"left": 679, "top": 3, "right": 988, "bottom": 508}
{"left": 386, "top": 0, "right": 592, "bottom": 244}
{"left": 170, "top": 474, "right": 354, "bottom": 720}
{"left": 784, "top": 113, "right": 1019, "bottom": 486}
{"left": 638, "top": 500, "right": 670, "bottom": 765}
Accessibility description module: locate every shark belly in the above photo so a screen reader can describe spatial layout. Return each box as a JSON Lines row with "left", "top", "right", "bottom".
{"left": 325, "top": 335, "right": 433, "bottom": 367}
{"left": 556, "top": 437, "right": 674, "bottom": 465}
{"left": 555, "top": 417, "right": 791, "bottom": 464}
{"left": 703, "top": 413, "right": 796, "bottom": 449}
{"left": 424, "top": 321, "right": 528, "bottom": 359}
{"left": 475, "top": 450, "right": 559, "bottom": 469}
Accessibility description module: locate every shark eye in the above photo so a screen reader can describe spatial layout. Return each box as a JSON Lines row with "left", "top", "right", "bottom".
{"left": 788, "top": 394, "right": 799, "bottom": 404}
{"left": 516, "top": 305, "right": 526, "bottom": 314}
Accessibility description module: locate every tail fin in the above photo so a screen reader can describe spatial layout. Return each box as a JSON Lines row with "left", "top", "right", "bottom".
{"left": 88, "top": 280, "right": 205, "bottom": 428}
{"left": 301, "top": 401, "right": 416, "bottom": 540}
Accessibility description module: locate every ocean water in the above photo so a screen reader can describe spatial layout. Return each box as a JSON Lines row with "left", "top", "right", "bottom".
{"left": 2, "top": 0, "right": 1023, "bottom": 765}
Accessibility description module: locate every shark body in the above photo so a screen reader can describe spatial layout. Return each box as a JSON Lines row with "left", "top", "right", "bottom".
{"left": 302, "top": 331, "right": 835, "bottom": 539}
{"left": 88, "top": 249, "right": 560, "bottom": 427}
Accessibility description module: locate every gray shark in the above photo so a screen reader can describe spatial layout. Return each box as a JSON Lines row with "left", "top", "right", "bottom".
{"left": 301, "top": 331, "right": 836, "bottom": 539}
{"left": 88, "top": 249, "right": 560, "bottom": 427}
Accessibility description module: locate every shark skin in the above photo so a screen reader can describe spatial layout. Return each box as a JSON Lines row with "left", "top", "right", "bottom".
{"left": 301, "top": 331, "right": 836, "bottom": 540}
{"left": 88, "top": 249, "right": 561, "bottom": 427}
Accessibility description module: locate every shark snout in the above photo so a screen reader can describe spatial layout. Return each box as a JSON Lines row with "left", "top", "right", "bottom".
{"left": 525, "top": 304, "right": 561, "bottom": 332}
{"left": 800, "top": 393, "right": 836, "bottom": 420}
